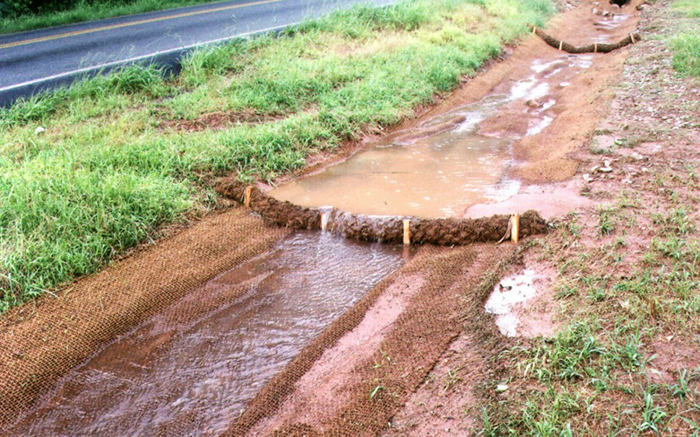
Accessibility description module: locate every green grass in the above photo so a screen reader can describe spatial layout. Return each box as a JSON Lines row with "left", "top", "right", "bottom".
{"left": 672, "top": 0, "right": 700, "bottom": 18}
{"left": 0, "top": 0, "right": 555, "bottom": 313}
{"left": 670, "top": 0, "right": 700, "bottom": 77}
{"left": 671, "top": 33, "right": 700, "bottom": 77}
{"left": 480, "top": 190, "right": 699, "bottom": 435}
{"left": 0, "top": 0, "right": 218, "bottom": 35}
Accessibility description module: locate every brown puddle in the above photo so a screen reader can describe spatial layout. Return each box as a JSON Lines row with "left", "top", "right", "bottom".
{"left": 270, "top": 52, "right": 597, "bottom": 218}
{"left": 9, "top": 232, "right": 405, "bottom": 436}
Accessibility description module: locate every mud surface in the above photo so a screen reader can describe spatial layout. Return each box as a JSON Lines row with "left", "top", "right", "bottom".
{"left": 8, "top": 232, "right": 404, "bottom": 436}
{"left": 251, "top": 273, "right": 428, "bottom": 435}
{"left": 218, "top": 1, "right": 652, "bottom": 435}
{"left": 485, "top": 263, "right": 559, "bottom": 338}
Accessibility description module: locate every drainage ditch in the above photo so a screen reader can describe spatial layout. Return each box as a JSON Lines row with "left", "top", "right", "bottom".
{"left": 3, "top": 2, "right": 641, "bottom": 434}
{"left": 8, "top": 232, "right": 405, "bottom": 435}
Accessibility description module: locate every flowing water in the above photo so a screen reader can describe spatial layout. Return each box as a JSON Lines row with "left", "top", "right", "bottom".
{"left": 11, "top": 232, "right": 405, "bottom": 436}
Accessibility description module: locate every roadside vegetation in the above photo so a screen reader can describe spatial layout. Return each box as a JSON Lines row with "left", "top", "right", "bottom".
{"left": 0, "top": 0, "right": 216, "bottom": 35}
{"left": 0, "top": 0, "right": 555, "bottom": 313}
{"left": 475, "top": 2, "right": 699, "bottom": 434}
{"left": 485, "top": 200, "right": 699, "bottom": 435}
{"left": 670, "top": 0, "right": 700, "bottom": 77}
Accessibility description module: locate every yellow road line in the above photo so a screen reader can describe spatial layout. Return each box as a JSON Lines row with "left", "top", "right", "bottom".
{"left": 0, "top": 0, "right": 281, "bottom": 50}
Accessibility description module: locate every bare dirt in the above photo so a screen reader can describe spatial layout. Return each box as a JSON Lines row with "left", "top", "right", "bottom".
{"left": 380, "top": 333, "right": 487, "bottom": 436}
{"left": 463, "top": 0, "right": 699, "bottom": 433}
{"left": 158, "top": 109, "right": 285, "bottom": 132}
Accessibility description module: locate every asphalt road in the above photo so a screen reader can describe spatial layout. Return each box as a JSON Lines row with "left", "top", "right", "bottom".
{"left": 0, "top": 0, "right": 396, "bottom": 105}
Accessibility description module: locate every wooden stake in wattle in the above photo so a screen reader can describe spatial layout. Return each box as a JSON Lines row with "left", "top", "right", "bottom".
{"left": 244, "top": 186, "right": 253, "bottom": 208}
{"left": 403, "top": 219, "right": 411, "bottom": 246}
{"left": 511, "top": 213, "right": 521, "bottom": 244}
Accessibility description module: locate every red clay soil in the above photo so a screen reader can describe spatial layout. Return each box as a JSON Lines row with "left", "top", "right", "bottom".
{"left": 219, "top": 0, "right": 649, "bottom": 435}
{"left": 159, "top": 110, "right": 285, "bottom": 132}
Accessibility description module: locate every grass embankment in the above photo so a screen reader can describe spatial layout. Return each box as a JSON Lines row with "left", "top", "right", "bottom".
{"left": 0, "top": 0, "right": 555, "bottom": 313}
{"left": 670, "top": 0, "right": 700, "bottom": 77}
{"left": 0, "top": 0, "right": 215, "bottom": 35}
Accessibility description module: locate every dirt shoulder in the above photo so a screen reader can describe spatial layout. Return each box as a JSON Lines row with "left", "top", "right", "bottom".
{"left": 385, "top": 0, "right": 699, "bottom": 435}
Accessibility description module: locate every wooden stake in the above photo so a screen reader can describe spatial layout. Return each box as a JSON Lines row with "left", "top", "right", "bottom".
{"left": 244, "top": 186, "right": 253, "bottom": 208}
{"left": 511, "top": 213, "right": 520, "bottom": 244}
{"left": 630, "top": 33, "right": 635, "bottom": 43}
{"left": 594, "top": 43, "right": 598, "bottom": 53}
{"left": 403, "top": 219, "right": 411, "bottom": 246}
{"left": 559, "top": 40, "right": 563, "bottom": 51}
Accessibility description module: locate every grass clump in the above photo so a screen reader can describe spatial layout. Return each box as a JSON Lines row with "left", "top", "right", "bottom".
{"left": 670, "top": 33, "right": 700, "bottom": 77}
{"left": 0, "top": 0, "right": 555, "bottom": 313}
{"left": 669, "top": 0, "right": 700, "bottom": 77}
{"left": 672, "top": 0, "right": 700, "bottom": 18}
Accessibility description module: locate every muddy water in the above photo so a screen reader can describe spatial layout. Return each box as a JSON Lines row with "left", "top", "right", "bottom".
{"left": 271, "top": 95, "right": 515, "bottom": 218}
{"left": 270, "top": 54, "right": 595, "bottom": 218}
{"left": 12, "top": 232, "right": 404, "bottom": 436}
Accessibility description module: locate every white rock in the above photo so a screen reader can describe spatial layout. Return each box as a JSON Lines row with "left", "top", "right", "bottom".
{"left": 34, "top": 126, "right": 45, "bottom": 135}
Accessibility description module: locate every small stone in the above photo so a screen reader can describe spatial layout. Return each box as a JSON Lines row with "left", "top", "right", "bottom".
{"left": 34, "top": 126, "right": 45, "bottom": 135}
{"left": 496, "top": 384, "right": 508, "bottom": 393}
